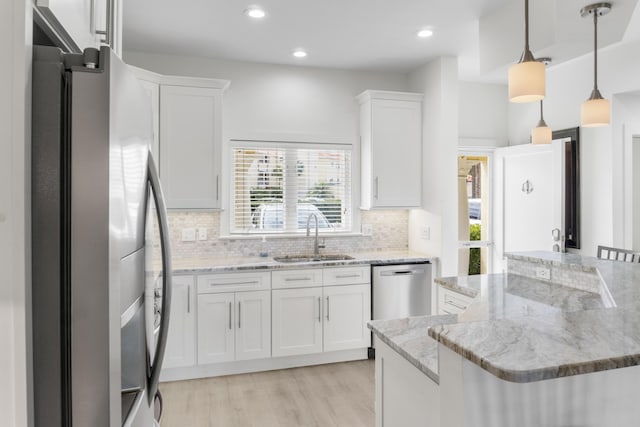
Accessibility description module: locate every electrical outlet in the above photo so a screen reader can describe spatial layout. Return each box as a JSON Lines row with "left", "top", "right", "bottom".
{"left": 181, "top": 228, "right": 196, "bottom": 242}
{"left": 198, "top": 228, "right": 207, "bottom": 241}
{"left": 362, "top": 224, "right": 373, "bottom": 236}
{"left": 535, "top": 267, "right": 551, "bottom": 280}
{"left": 421, "top": 226, "right": 431, "bottom": 240}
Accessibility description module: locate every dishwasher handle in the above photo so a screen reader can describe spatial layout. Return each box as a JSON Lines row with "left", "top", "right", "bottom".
{"left": 379, "top": 269, "right": 425, "bottom": 277}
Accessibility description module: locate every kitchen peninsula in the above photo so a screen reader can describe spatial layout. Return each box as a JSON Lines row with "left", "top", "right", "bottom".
{"left": 369, "top": 251, "right": 640, "bottom": 427}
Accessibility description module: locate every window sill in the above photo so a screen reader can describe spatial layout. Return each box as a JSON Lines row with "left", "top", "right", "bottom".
{"left": 219, "top": 232, "right": 365, "bottom": 240}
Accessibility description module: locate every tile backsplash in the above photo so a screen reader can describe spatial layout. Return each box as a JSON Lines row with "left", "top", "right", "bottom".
{"left": 168, "top": 210, "right": 409, "bottom": 259}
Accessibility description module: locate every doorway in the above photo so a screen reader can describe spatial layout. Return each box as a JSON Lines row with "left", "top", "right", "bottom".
{"left": 457, "top": 153, "right": 492, "bottom": 276}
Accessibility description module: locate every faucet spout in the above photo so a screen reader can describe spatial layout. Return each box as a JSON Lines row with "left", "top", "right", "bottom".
{"left": 306, "top": 213, "right": 320, "bottom": 258}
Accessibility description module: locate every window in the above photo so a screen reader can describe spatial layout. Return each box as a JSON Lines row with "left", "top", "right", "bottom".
{"left": 230, "top": 142, "right": 352, "bottom": 234}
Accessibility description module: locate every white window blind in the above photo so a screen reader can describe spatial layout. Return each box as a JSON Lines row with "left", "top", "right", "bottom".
{"left": 231, "top": 142, "right": 352, "bottom": 234}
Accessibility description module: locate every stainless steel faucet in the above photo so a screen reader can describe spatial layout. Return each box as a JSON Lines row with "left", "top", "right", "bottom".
{"left": 306, "top": 213, "right": 324, "bottom": 259}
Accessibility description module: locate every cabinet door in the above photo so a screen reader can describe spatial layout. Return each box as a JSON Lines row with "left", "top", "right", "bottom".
{"left": 160, "top": 85, "right": 222, "bottom": 209}
{"left": 371, "top": 99, "right": 421, "bottom": 208}
{"left": 235, "top": 290, "right": 271, "bottom": 361}
{"left": 197, "top": 293, "right": 235, "bottom": 364}
{"left": 272, "top": 288, "right": 323, "bottom": 357}
{"left": 163, "top": 276, "right": 196, "bottom": 369}
{"left": 323, "top": 284, "right": 371, "bottom": 352}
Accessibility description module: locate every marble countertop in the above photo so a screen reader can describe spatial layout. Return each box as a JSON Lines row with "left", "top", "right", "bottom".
{"left": 170, "top": 250, "right": 435, "bottom": 274}
{"left": 370, "top": 251, "right": 640, "bottom": 383}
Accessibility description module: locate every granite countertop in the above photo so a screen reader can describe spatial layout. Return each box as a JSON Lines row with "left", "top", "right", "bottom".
{"left": 170, "top": 250, "right": 435, "bottom": 274}
{"left": 370, "top": 251, "right": 640, "bottom": 383}
{"left": 368, "top": 315, "right": 457, "bottom": 383}
{"left": 368, "top": 270, "right": 606, "bottom": 383}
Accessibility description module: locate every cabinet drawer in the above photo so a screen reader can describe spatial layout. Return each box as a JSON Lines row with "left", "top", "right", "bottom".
{"left": 323, "top": 265, "right": 370, "bottom": 286}
{"left": 438, "top": 286, "right": 474, "bottom": 315}
{"left": 272, "top": 269, "right": 323, "bottom": 289}
{"left": 197, "top": 271, "right": 271, "bottom": 294}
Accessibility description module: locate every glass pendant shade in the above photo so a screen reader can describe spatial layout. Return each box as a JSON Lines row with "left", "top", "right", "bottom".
{"left": 581, "top": 97, "right": 610, "bottom": 127}
{"left": 508, "top": 0, "right": 545, "bottom": 103}
{"left": 531, "top": 123, "right": 552, "bottom": 144}
{"left": 580, "top": 3, "right": 611, "bottom": 127}
{"left": 509, "top": 60, "right": 546, "bottom": 103}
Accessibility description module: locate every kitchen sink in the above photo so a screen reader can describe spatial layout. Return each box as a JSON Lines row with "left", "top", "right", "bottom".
{"left": 273, "top": 254, "right": 355, "bottom": 263}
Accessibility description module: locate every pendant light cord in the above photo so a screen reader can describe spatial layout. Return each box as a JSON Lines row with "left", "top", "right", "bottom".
{"left": 525, "top": 0, "right": 530, "bottom": 51}
{"left": 593, "top": 10, "right": 599, "bottom": 91}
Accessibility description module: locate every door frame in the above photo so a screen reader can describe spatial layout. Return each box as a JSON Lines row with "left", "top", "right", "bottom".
{"left": 458, "top": 147, "right": 495, "bottom": 275}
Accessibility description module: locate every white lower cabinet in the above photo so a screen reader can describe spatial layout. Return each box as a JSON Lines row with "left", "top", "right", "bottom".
{"left": 163, "top": 275, "right": 196, "bottom": 369}
{"left": 323, "top": 284, "right": 371, "bottom": 352}
{"left": 272, "top": 287, "right": 324, "bottom": 357}
{"left": 197, "top": 290, "right": 271, "bottom": 364}
{"left": 272, "top": 268, "right": 371, "bottom": 357}
{"left": 437, "top": 285, "right": 474, "bottom": 315}
{"left": 197, "top": 292, "right": 235, "bottom": 364}
{"left": 235, "top": 290, "right": 271, "bottom": 361}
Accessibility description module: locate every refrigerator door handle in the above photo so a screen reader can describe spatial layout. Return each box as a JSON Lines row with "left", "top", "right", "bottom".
{"left": 147, "top": 152, "right": 173, "bottom": 405}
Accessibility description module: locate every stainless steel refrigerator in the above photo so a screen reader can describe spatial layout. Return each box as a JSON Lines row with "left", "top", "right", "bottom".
{"left": 31, "top": 45, "right": 172, "bottom": 427}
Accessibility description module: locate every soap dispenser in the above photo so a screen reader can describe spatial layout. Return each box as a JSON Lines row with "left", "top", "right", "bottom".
{"left": 259, "top": 235, "right": 269, "bottom": 257}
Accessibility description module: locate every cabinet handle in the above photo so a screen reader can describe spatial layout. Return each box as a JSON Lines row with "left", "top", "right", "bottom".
{"left": 94, "top": 0, "right": 114, "bottom": 46}
{"left": 216, "top": 175, "right": 220, "bottom": 201}
{"left": 444, "top": 296, "right": 467, "bottom": 310}
{"left": 326, "top": 296, "right": 330, "bottom": 321}
{"left": 335, "top": 274, "right": 359, "bottom": 279}
{"left": 285, "top": 277, "right": 312, "bottom": 282}
{"left": 228, "top": 302, "right": 232, "bottom": 330}
{"left": 318, "top": 297, "right": 321, "bottom": 323}
{"left": 238, "top": 301, "right": 241, "bottom": 329}
{"left": 210, "top": 280, "right": 259, "bottom": 287}
{"left": 374, "top": 177, "right": 379, "bottom": 199}
{"left": 187, "top": 286, "right": 191, "bottom": 314}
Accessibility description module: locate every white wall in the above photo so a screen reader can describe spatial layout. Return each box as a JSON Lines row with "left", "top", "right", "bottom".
{"left": 508, "top": 39, "right": 640, "bottom": 255}
{"left": 407, "top": 57, "right": 460, "bottom": 276}
{"left": 123, "top": 51, "right": 410, "bottom": 141}
{"left": 458, "top": 82, "right": 509, "bottom": 147}
{"left": 1, "top": 0, "right": 31, "bottom": 426}
{"left": 613, "top": 93, "right": 640, "bottom": 248}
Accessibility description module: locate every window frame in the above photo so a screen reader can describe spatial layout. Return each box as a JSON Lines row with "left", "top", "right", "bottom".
{"left": 222, "top": 138, "right": 360, "bottom": 237}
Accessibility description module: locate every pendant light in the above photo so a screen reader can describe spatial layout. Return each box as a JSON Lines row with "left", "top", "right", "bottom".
{"left": 531, "top": 100, "right": 552, "bottom": 144}
{"left": 509, "top": 0, "right": 546, "bottom": 103}
{"left": 580, "top": 3, "right": 611, "bottom": 127}
{"left": 531, "top": 58, "right": 552, "bottom": 144}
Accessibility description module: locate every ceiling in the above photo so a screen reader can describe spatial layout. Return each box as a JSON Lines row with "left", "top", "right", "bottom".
{"left": 123, "top": 0, "right": 639, "bottom": 80}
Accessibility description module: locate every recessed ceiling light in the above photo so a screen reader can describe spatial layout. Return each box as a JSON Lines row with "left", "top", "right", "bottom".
{"left": 244, "top": 6, "right": 266, "bottom": 19}
{"left": 417, "top": 29, "right": 434, "bottom": 38}
{"left": 292, "top": 50, "right": 307, "bottom": 58}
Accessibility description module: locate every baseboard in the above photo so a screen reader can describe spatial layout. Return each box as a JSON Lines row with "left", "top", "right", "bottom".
{"left": 160, "top": 348, "right": 369, "bottom": 382}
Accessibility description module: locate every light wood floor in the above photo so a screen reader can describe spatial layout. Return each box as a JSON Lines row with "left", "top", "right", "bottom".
{"left": 159, "top": 360, "right": 375, "bottom": 427}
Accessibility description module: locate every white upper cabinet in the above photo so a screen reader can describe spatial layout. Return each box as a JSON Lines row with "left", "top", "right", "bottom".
{"left": 358, "top": 90, "right": 423, "bottom": 209}
{"left": 34, "top": 0, "right": 122, "bottom": 55}
{"left": 160, "top": 84, "right": 228, "bottom": 209}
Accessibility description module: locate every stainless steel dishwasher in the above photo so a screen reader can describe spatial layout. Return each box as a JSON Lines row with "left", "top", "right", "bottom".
{"left": 371, "top": 263, "right": 432, "bottom": 348}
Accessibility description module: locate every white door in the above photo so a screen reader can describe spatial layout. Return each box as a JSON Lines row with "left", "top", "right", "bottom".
{"left": 160, "top": 85, "right": 222, "bottom": 209}
{"left": 235, "top": 290, "right": 271, "bottom": 361}
{"left": 197, "top": 292, "right": 235, "bottom": 364}
{"left": 163, "top": 276, "right": 196, "bottom": 368}
{"left": 272, "top": 288, "right": 323, "bottom": 357}
{"left": 495, "top": 144, "right": 562, "bottom": 266}
{"left": 371, "top": 99, "right": 422, "bottom": 208}
{"left": 323, "top": 284, "right": 371, "bottom": 352}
